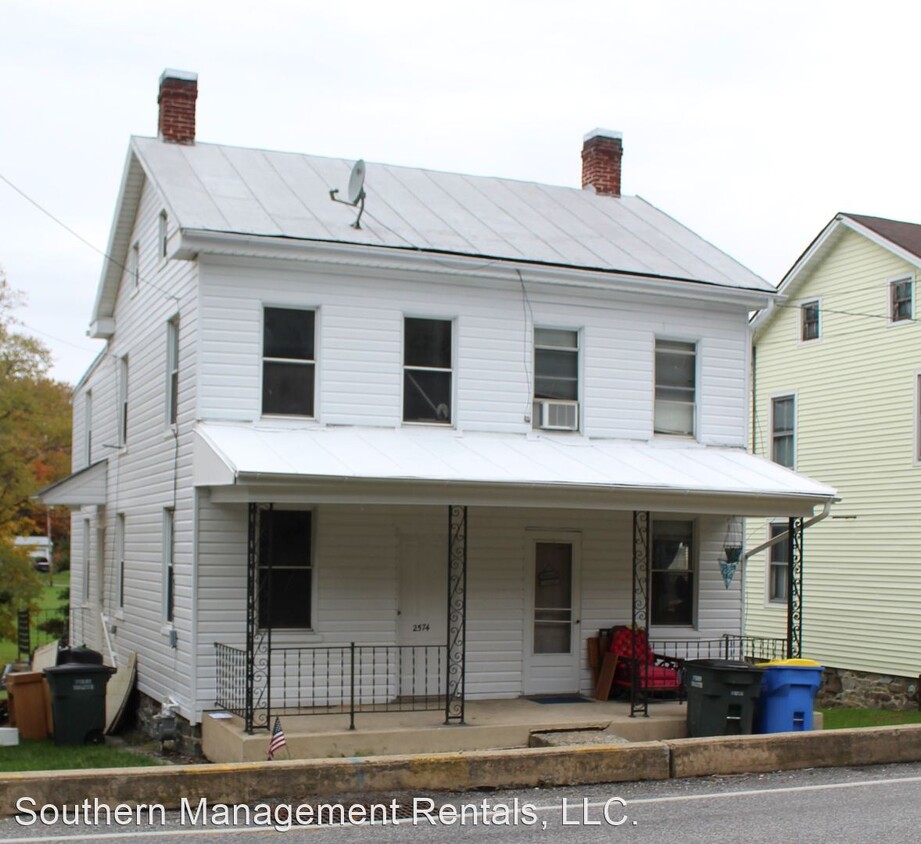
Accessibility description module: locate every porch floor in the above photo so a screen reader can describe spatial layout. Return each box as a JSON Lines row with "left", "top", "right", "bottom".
{"left": 202, "top": 697, "right": 688, "bottom": 763}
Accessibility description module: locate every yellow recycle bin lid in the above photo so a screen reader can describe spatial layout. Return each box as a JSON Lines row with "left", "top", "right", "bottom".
{"left": 756, "top": 658, "right": 822, "bottom": 668}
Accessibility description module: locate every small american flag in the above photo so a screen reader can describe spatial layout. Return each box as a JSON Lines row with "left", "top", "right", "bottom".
{"left": 267, "top": 717, "right": 287, "bottom": 760}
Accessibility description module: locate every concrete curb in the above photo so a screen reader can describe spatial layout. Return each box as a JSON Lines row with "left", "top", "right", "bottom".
{"left": 667, "top": 724, "right": 921, "bottom": 778}
{"left": 3, "top": 725, "right": 921, "bottom": 816}
{"left": 0, "top": 742, "right": 669, "bottom": 816}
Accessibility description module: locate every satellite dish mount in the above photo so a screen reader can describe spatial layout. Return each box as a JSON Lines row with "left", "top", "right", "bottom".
{"left": 329, "top": 159, "right": 366, "bottom": 229}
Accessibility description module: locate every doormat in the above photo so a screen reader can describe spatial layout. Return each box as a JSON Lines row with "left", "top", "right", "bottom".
{"left": 526, "top": 695, "right": 592, "bottom": 705}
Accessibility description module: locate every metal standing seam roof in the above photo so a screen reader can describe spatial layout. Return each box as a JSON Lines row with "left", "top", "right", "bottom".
{"left": 194, "top": 424, "right": 836, "bottom": 513}
{"left": 130, "top": 136, "right": 771, "bottom": 292}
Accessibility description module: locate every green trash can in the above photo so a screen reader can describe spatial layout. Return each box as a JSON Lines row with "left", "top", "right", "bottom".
{"left": 44, "top": 663, "right": 115, "bottom": 745}
{"left": 686, "top": 659, "right": 764, "bottom": 738}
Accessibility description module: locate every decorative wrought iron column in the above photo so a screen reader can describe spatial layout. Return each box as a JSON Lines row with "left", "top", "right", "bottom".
{"left": 631, "top": 510, "right": 651, "bottom": 717}
{"left": 445, "top": 505, "right": 467, "bottom": 724}
{"left": 786, "top": 516, "right": 804, "bottom": 659}
{"left": 245, "top": 503, "right": 272, "bottom": 733}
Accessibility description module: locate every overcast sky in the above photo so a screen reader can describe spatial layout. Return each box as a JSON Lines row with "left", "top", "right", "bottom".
{"left": 2, "top": 1, "right": 919, "bottom": 384}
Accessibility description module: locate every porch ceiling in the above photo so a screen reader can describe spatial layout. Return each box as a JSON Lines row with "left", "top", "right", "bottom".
{"left": 194, "top": 424, "right": 835, "bottom": 517}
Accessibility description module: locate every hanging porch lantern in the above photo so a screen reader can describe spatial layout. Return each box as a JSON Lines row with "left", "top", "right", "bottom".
{"left": 719, "top": 516, "right": 744, "bottom": 589}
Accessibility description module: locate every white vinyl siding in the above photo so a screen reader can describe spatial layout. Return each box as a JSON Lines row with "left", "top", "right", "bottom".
{"left": 197, "top": 260, "right": 749, "bottom": 446}
{"left": 68, "top": 177, "right": 198, "bottom": 719}
{"left": 749, "top": 228, "right": 921, "bottom": 676}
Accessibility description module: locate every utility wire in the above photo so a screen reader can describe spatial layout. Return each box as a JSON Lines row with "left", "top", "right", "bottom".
{"left": 0, "top": 170, "right": 179, "bottom": 304}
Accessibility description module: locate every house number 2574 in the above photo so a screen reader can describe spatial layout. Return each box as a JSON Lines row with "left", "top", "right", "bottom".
{"left": 413, "top": 623, "right": 430, "bottom": 632}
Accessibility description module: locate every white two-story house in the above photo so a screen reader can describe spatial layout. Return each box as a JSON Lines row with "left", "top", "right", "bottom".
{"left": 41, "top": 70, "right": 834, "bottom": 751}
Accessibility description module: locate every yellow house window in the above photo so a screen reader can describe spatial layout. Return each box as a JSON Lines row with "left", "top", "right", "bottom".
{"left": 801, "top": 301, "right": 820, "bottom": 341}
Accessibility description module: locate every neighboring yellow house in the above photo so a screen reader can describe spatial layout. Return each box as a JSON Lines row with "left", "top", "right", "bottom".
{"left": 748, "top": 213, "right": 921, "bottom": 707}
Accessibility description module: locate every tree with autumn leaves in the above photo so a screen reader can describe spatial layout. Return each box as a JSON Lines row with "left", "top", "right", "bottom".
{"left": 0, "top": 270, "right": 72, "bottom": 640}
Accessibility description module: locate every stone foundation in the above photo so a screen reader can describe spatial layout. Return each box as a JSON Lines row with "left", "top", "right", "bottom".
{"left": 135, "top": 693, "right": 203, "bottom": 758}
{"left": 816, "top": 667, "right": 920, "bottom": 710}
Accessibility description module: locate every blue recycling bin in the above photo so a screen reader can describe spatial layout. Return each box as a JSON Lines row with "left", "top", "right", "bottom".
{"left": 755, "top": 659, "right": 824, "bottom": 733}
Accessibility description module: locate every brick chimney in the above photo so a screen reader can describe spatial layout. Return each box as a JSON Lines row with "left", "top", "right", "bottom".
{"left": 158, "top": 70, "right": 198, "bottom": 144}
{"left": 581, "top": 128, "right": 623, "bottom": 197}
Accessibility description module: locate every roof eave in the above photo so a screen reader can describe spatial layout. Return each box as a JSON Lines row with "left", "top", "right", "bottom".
{"left": 179, "top": 228, "right": 776, "bottom": 309}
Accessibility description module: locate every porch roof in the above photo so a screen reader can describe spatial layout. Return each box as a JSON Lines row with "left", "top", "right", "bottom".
{"left": 194, "top": 424, "right": 835, "bottom": 517}
{"left": 37, "top": 460, "right": 108, "bottom": 507}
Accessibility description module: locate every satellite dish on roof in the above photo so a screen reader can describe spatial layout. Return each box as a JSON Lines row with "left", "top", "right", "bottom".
{"left": 347, "top": 160, "right": 366, "bottom": 204}
{"left": 329, "top": 159, "right": 367, "bottom": 229}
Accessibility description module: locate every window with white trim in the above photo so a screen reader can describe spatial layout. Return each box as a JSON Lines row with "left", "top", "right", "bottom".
{"left": 651, "top": 519, "right": 695, "bottom": 626}
{"left": 771, "top": 395, "right": 795, "bottom": 468}
{"left": 116, "top": 513, "right": 126, "bottom": 610}
{"left": 262, "top": 307, "right": 316, "bottom": 417}
{"left": 166, "top": 317, "right": 179, "bottom": 425}
{"left": 258, "top": 509, "right": 313, "bottom": 629}
{"left": 890, "top": 277, "right": 913, "bottom": 323}
{"left": 130, "top": 242, "right": 140, "bottom": 291}
{"left": 164, "top": 509, "right": 175, "bottom": 623}
{"left": 769, "top": 523, "right": 788, "bottom": 603}
{"left": 117, "top": 355, "right": 129, "bottom": 447}
{"left": 159, "top": 210, "right": 169, "bottom": 260}
{"left": 654, "top": 340, "right": 696, "bottom": 436}
{"left": 533, "top": 328, "right": 579, "bottom": 431}
{"left": 801, "top": 300, "right": 820, "bottom": 341}
{"left": 403, "top": 317, "right": 452, "bottom": 424}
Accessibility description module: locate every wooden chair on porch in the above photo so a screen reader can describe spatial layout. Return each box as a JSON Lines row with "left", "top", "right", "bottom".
{"left": 593, "top": 625, "right": 683, "bottom": 701}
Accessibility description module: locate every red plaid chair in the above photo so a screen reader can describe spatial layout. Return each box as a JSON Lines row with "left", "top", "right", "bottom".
{"left": 608, "top": 625, "right": 683, "bottom": 698}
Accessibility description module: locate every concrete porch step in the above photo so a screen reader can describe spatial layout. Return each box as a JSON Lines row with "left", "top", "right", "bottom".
{"left": 202, "top": 698, "right": 688, "bottom": 763}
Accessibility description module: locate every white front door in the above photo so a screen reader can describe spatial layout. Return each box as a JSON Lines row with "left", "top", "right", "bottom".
{"left": 524, "top": 535, "right": 581, "bottom": 695}
{"left": 397, "top": 534, "right": 447, "bottom": 697}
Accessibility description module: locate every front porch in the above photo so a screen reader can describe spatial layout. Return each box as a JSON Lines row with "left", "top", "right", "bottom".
{"left": 202, "top": 696, "right": 690, "bottom": 763}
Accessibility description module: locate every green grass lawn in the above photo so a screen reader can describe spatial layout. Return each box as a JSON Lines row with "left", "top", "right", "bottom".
{"left": 0, "top": 739, "right": 164, "bottom": 772}
{"left": 821, "top": 707, "right": 921, "bottom": 729}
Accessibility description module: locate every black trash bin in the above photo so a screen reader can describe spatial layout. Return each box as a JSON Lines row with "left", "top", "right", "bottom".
{"left": 685, "top": 659, "right": 764, "bottom": 738}
{"left": 44, "top": 663, "right": 115, "bottom": 745}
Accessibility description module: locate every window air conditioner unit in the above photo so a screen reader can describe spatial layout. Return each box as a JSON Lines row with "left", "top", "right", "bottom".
{"left": 538, "top": 400, "right": 579, "bottom": 431}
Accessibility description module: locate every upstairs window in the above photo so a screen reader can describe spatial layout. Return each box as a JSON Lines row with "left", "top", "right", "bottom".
{"left": 130, "top": 242, "right": 140, "bottom": 291}
{"left": 262, "top": 308, "right": 316, "bottom": 417}
{"left": 651, "top": 520, "right": 695, "bottom": 626}
{"left": 769, "top": 523, "right": 789, "bottom": 603}
{"left": 890, "top": 277, "right": 913, "bottom": 323}
{"left": 166, "top": 317, "right": 179, "bottom": 425}
{"left": 801, "top": 300, "right": 820, "bottom": 341}
{"left": 159, "top": 210, "right": 169, "bottom": 260}
{"left": 771, "top": 395, "right": 795, "bottom": 468}
{"left": 533, "top": 328, "right": 579, "bottom": 431}
{"left": 654, "top": 340, "right": 696, "bottom": 437}
{"left": 258, "top": 509, "right": 312, "bottom": 629}
{"left": 403, "top": 317, "right": 452, "bottom": 424}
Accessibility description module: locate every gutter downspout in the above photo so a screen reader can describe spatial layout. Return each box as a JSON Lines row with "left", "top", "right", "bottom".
{"left": 742, "top": 498, "right": 834, "bottom": 561}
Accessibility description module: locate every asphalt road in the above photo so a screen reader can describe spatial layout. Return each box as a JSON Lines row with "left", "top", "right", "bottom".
{"left": 2, "top": 762, "right": 921, "bottom": 842}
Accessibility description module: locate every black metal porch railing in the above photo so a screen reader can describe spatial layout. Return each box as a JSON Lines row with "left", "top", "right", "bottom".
{"left": 650, "top": 634, "right": 787, "bottom": 663}
{"left": 215, "top": 642, "right": 447, "bottom": 731}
